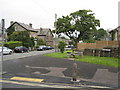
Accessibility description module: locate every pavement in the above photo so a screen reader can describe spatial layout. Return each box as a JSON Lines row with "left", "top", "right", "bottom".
{"left": 1, "top": 50, "right": 120, "bottom": 89}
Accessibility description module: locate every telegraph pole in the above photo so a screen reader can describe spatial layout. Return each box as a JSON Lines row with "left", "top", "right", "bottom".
{"left": 1, "top": 19, "right": 5, "bottom": 62}
{"left": 54, "top": 14, "right": 57, "bottom": 52}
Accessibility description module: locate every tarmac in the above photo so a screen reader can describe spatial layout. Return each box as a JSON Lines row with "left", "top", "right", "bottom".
{"left": 1, "top": 54, "right": 120, "bottom": 89}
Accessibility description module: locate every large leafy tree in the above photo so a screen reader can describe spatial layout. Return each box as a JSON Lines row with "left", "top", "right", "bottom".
{"left": 55, "top": 10, "right": 100, "bottom": 48}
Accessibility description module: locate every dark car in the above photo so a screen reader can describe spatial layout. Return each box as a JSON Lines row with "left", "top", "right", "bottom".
{"left": 37, "top": 45, "right": 46, "bottom": 51}
{"left": 14, "top": 46, "right": 28, "bottom": 53}
{"left": 45, "top": 46, "right": 53, "bottom": 50}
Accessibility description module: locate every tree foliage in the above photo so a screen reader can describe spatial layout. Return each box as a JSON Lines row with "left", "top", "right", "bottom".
{"left": 58, "top": 41, "right": 66, "bottom": 53}
{"left": 37, "top": 38, "right": 46, "bottom": 45}
{"left": 8, "top": 31, "right": 34, "bottom": 47}
{"left": 55, "top": 10, "right": 100, "bottom": 47}
{"left": 94, "top": 28, "right": 108, "bottom": 40}
{"left": 6, "top": 27, "right": 15, "bottom": 36}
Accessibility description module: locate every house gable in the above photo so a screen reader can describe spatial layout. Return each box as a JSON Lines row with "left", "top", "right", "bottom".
{"left": 7, "top": 22, "right": 38, "bottom": 33}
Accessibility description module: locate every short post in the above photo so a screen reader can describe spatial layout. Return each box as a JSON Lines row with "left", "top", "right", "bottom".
{"left": 72, "top": 63, "right": 77, "bottom": 81}
{"left": 80, "top": 51, "right": 83, "bottom": 58}
{"left": 93, "top": 49, "right": 95, "bottom": 56}
{"left": 98, "top": 50, "right": 101, "bottom": 57}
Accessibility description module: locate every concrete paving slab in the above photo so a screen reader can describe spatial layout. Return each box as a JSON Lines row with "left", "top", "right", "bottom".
{"left": 92, "top": 69, "right": 119, "bottom": 87}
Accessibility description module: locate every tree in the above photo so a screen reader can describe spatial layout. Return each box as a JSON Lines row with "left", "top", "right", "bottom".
{"left": 94, "top": 28, "right": 108, "bottom": 40}
{"left": 58, "top": 41, "right": 66, "bottom": 53}
{"left": 55, "top": 10, "right": 100, "bottom": 48}
{"left": 6, "top": 27, "right": 15, "bottom": 36}
{"left": 8, "top": 31, "right": 35, "bottom": 48}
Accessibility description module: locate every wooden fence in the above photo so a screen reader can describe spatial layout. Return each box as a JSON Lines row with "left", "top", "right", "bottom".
{"left": 77, "top": 40, "right": 119, "bottom": 50}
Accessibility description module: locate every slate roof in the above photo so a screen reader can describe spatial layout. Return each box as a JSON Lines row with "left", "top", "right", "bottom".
{"left": 109, "top": 26, "right": 120, "bottom": 33}
{"left": 7, "top": 22, "right": 38, "bottom": 32}
{"left": 35, "top": 28, "right": 52, "bottom": 36}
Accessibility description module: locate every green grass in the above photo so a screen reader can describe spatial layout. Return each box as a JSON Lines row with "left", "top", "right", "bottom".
{"left": 44, "top": 50, "right": 119, "bottom": 67}
{"left": 76, "top": 56, "right": 119, "bottom": 67}
{"left": 44, "top": 50, "right": 72, "bottom": 58}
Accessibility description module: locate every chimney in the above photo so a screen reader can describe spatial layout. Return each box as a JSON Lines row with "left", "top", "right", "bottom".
{"left": 29, "top": 23, "right": 32, "bottom": 28}
{"left": 10, "top": 21, "right": 14, "bottom": 25}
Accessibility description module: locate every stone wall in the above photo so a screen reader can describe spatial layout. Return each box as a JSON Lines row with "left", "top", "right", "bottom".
{"left": 83, "top": 47, "right": 119, "bottom": 58}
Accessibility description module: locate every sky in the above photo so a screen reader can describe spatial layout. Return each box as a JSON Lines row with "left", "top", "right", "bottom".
{"left": 0, "top": 0, "right": 119, "bottom": 30}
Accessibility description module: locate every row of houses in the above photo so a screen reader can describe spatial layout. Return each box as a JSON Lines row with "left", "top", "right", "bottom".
{"left": 1, "top": 21, "right": 54, "bottom": 46}
{"left": 0, "top": 21, "right": 120, "bottom": 47}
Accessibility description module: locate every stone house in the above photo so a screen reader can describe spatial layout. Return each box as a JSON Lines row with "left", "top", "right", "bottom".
{"left": 6, "top": 21, "right": 54, "bottom": 46}
{"left": 35, "top": 28, "right": 54, "bottom": 46}
{"left": 109, "top": 26, "right": 120, "bottom": 41}
{"left": 7, "top": 21, "right": 38, "bottom": 38}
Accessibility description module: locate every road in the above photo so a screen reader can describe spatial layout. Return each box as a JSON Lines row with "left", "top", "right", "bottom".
{"left": 2, "top": 49, "right": 55, "bottom": 61}
{"left": 0, "top": 50, "right": 119, "bottom": 89}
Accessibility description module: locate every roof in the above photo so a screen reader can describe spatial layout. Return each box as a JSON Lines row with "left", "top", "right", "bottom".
{"left": 109, "top": 26, "right": 120, "bottom": 33}
{"left": 7, "top": 22, "right": 38, "bottom": 32}
{"left": 35, "top": 28, "right": 52, "bottom": 36}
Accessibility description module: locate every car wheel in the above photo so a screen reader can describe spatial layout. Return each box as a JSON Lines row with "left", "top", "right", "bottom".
{"left": 9, "top": 51, "right": 12, "bottom": 55}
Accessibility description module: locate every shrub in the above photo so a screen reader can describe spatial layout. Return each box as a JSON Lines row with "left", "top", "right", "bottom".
{"left": 37, "top": 38, "right": 46, "bottom": 45}
{"left": 0, "top": 42, "right": 1, "bottom": 46}
{"left": 58, "top": 41, "right": 66, "bottom": 53}
{"left": 4, "top": 41, "right": 22, "bottom": 49}
{"left": 34, "top": 45, "right": 39, "bottom": 49}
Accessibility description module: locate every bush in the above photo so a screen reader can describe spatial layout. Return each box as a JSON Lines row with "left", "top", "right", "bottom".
{"left": 34, "top": 45, "right": 39, "bottom": 49}
{"left": 58, "top": 41, "right": 66, "bottom": 53}
{"left": 37, "top": 38, "right": 46, "bottom": 45}
{"left": 4, "top": 41, "right": 22, "bottom": 49}
{"left": 0, "top": 42, "right": 1, "bottom": 46}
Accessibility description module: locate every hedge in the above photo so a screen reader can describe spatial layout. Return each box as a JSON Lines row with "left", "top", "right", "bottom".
{"left": 4, "top": 41, "right": 22, "bottom": 49}
{"left": 0, "top": 42, "right": 1, "bottom": 46}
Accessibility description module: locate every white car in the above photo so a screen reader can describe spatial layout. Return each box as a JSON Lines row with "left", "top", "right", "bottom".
{"left": 0, "top": 47, "right": 13, "bottom": 55}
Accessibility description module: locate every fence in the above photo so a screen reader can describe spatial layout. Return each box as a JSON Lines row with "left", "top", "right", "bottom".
{"left": 77, "top": 40, "right": 119, "bottom": 50}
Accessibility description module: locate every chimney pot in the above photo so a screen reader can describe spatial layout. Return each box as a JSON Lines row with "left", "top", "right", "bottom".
{"left": 29, "top": 23, "right": 32, "bottom": 28}
{"left": 10, "top": 21, "right": 14, "bottom": 25}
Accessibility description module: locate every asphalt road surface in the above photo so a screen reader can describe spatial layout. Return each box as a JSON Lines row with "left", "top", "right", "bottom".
{"left": 1, "top": 50, "right": 119, "bottom": 89}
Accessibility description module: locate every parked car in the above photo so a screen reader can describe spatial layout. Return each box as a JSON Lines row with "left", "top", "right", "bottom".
{"left": 0, "top": 47, "right": 13, "bottom": 55}
{"left": 14, "top": 46, "right": 28, "bottom": 53}
{"left": 45, "top": 46, "right": 53, "bottom": 50}
{"left": 37, "top": 45, "right": 46, "bottom": 51}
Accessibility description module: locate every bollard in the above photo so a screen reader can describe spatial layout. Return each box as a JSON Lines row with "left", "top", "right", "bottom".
{"left": 72, "top": 63, "right": 77, "bottom": 81}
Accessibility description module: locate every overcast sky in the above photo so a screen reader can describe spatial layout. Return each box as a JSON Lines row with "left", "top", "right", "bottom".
{"left": 0, "top": 0, "right": 119, "bottom": 30}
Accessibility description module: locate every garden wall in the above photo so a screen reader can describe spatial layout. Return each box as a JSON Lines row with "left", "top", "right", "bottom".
{"left": 77, "top": 40, "right": 119, "bottom": 50}
{"left": 83, "top": 47, "right": 119, "bottom": 57}
{"left": 78, "top": 40, "right": 119, "bottom": 57}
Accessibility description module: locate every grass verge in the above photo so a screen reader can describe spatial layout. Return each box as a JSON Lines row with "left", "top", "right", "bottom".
{"left": 44, "top": 50, "right": 119, "bottom": 67}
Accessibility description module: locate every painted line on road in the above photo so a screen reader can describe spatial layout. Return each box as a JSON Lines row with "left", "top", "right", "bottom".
{"left": 10, "top": 77, "right": 44, "bottom": 83}
{"left": 0, "top": 79, "right": 113, "bottom": 89}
